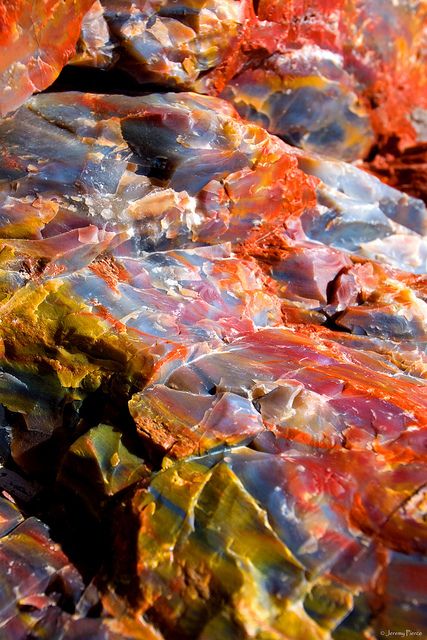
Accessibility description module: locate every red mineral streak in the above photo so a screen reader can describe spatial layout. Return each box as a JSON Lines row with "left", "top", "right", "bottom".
{"left": 209, "top": 0, "right": 427, "bottom": 177}
{"left": 366, "top": 142, "right": 427, "bottom": 204}
{"left": 0, "top": 0, "right": 95, "bottom": 115}
{"left": 254, "top": 0, "right": 427, "bottom": 150}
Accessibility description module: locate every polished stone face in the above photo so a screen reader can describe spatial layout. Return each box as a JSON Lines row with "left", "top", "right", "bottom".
{"left": 0, "top": 1, "right": 426, "bottom": 639}
{"left": 0, "top": 0, "right": 95, "bottom": 116}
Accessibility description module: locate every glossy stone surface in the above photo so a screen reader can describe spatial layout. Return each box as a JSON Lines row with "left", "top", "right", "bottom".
{"left": 70, "top": 0, "right": 113, "bottom": 68}
{"left": 221, "top": 46, "right": 374, "bottom": 161}
{"left": 0, "top": 496, "right": 83, "bottom": 638}
{"left": 123, "top": 323, "right": 427, "bottom": 637}
{"left": 58, "top": 423, "right": 149, "bottom": 510}
{"left": 246, "top": 0, "right": 427, "bottom": 160}
{"left": 55, "top": 0, "right": 427, "bottom": 170}
{"left": 124, "top": 449, "right": 419, "bottom": 638}
{"left": 0, "top": 59, "right": 425, "bottom": 640}
{"left": 0, "top": 91, "right": 315, "bottom": 247}
{"left": 101, "top": 0, "right": 253, "bottom": 89}
{"left": 0, "top": 494, "right": 164, "bottom": 638}
{"left": 1, "top": 0, "right": 426, "bottom": 169}
{"left": 0, "top": 0, "right": 95, "bottom": 115}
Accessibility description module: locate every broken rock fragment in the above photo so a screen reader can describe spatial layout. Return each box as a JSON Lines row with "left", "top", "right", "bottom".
{"left": 0, "top": 0, "right": 95, "bottom": 115}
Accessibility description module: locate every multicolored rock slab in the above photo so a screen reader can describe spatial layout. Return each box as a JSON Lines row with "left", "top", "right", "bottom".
{"left": 0, "top": 2, "right": 426, "bottom": 640}
{"left": 0, "top": 0, "right": 95, "bottom": 115}
{"left": 59, "top": 0, "right": 427, "bottom": 167}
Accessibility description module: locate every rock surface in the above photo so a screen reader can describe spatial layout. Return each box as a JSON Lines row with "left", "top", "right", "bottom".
{"left": 0, "top": 0, "right": 95, "bottom": 115}
{"left": 0, "top": 2, "right": 426, "bottom": 639}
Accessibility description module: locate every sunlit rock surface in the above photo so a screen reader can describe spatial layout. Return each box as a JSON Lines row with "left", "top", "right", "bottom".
{"left": 0, "top": 89, "right": 426, "bottom": 639}
{"left": 120, "top": 447, "right": 427, "bottom": 638}
{"left": 221, "top": 45, "right": 374, "bottom": 161}
{"left": 1, "top": 0, "right": 425, "bottom": 167}
{"left": 0, "top": 91, "right": 315, "bottom": 247}
{"left": 246, "top": 0, "right": 427, "bottom": 161}
{"left": 60, "top": 0, "right": 427, "bottom": 169}
{"left": 0, "top": 0, "right": 95, "bottom": 116}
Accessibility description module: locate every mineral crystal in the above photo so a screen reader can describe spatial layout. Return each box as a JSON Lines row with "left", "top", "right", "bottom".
{"left": 0, "top": 498, "right": 164, "bottom": 638}
{"left": 0, "top": 495, "right": 86, "bottom": 638}
{"left": 221, "top": 46, "right": 374, "bottom": 161}
{"left": 235, "top": 0, "right": 427, "bottom": 158}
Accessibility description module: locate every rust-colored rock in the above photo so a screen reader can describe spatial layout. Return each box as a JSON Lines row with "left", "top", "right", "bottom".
{"left": 0, "top": 0, "right": 95, "bottom": 115}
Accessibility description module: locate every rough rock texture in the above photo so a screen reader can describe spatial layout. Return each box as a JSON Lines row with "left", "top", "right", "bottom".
{"left": 363, "top": 106, "right": 427, "bottom": 211}
{"left": 0, "top": 1, "right": 426, "bottom": 638}
{"left": 100, "top": 0, "right": 254, "bottom": 89}
{"left": 70, "top": 0, "right": 113, "bottom": 69}
{"left": 58, "top": 0, "right": 427, "bottom": 171}
{"left": 1, "top": 1, "right": 426, "bottom": 170}
{"left": 248, "top": 0, "right": 427, "bottom": 157}
{"left": 221, "top": 45, "right": 374, "bottom": 161}
{"left": 0, "top": 90, "right": 426, "bottom": 638}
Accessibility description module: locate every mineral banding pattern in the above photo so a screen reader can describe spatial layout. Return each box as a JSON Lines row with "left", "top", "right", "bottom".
{"left": 0, "top": 1, "right": 426, "bottom": 639}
